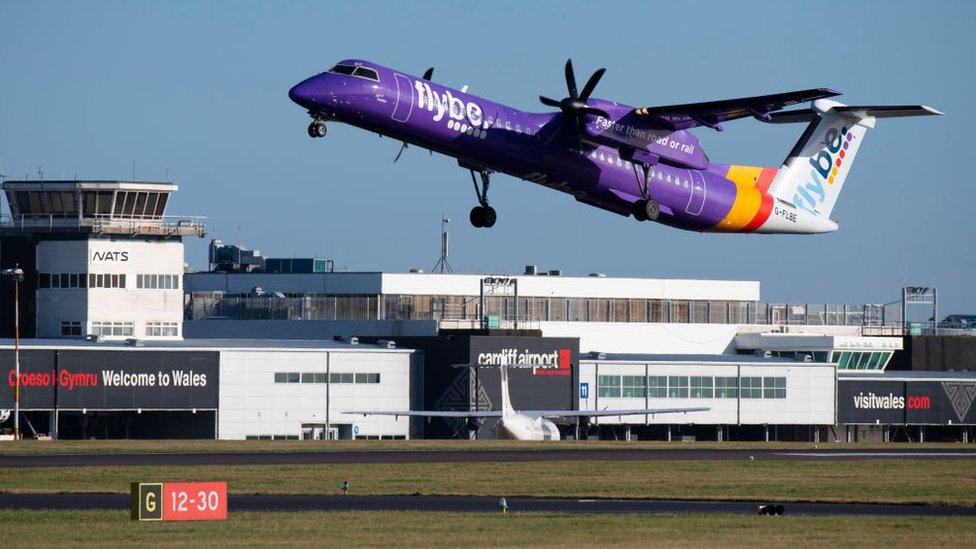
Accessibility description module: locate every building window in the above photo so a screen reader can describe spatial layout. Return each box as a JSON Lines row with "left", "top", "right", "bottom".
{"left": 597, "top": 375, "right": 621, "bottom": 398}
{"left": 146, "top": 321, "right": 179, "bottom": 337}
{"left": 60, "top": 321, "right": 82, "bottom": 337}
{"left": 330, "top": 372, "right": 355, "bottom": 384}
{"left": 622, "top": 376, "right": 646, "bottom": 398}
{"left": 137, "top": 274, "right": 179, "bottom": 289}
{"left": 90, "top": 321, "right": 134, "bottom": 337}
{"left": 690, "top": 376, "right": 714, "bottom": 398}
{"left": 273, "top": 372, "right": 299, "bottom": 383}
{"left": 715, "top": 377, "right": 738, "bottom": 398}
{"left": 668, "top": 376, "right": 689, "bottom": 398}
{"left": 648, "top": 376, "right": 667, "bottom": 398}
{"left": 763, "top": 377, "right": 786, "bottom": 399}
{"left": 355, "top": 373, "right": 381, "bottom": 384}
{"left": 740, "top": 377, "right": 763, "bottom": 399}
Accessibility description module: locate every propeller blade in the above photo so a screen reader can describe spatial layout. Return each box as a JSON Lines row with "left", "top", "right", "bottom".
{"left": 578, "top": 68, "right": 606, "bottom": 101}
{"left": 539, "top": 95, "right": 561, "bottom": 108}
{"left": 580, "top": 106, "right": 609, "bottom": 119}
{"left": 422, "top": 67, "right": 434, "bottom": 80}
{"left": 564, "top": 59, "right": 578, "bottom": 99}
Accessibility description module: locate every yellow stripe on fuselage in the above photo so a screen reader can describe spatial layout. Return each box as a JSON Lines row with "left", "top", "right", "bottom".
{"left": 712, "top": 166, "right": 764, "bottom": 231}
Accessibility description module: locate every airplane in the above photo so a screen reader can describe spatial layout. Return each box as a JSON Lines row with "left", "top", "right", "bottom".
{"left": 289, "top": 58, "right": 941, "bottom": 234}
{"left": 346, "top": 364, "right": 708, "bottom": 441}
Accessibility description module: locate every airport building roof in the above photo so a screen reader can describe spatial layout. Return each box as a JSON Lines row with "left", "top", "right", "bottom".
{"left": 0, "top": 338, "right": 412, "bottom": 353}
{"left": 185, "top": 271, "right": 760, "bottom": 301}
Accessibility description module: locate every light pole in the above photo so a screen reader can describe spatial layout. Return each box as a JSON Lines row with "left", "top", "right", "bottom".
{"left": 2, "top": 267, "right": 24, "bottom": 440}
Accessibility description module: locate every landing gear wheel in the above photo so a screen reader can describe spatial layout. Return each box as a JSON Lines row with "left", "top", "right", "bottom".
{"left": 307, "top": 121, "right": 326, "bottom": 138}
{"left": 469, "top": 206, "right": 497, "bottom": 228}
{"left": 635, "top": 199, "right": 659, "bottom": 221}
{"left": 481, "top": 206, "right": 496, "bottom": 228}
{"left": 470, "top": 206, "right": 484, "bottom": 228}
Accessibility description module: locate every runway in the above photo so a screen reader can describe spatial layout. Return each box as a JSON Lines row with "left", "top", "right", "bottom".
{"left": 1, "top": 492, "right": 973, "bottom": 516}
{"left": 2, "top": 447, "right": 975, "bottom": 468}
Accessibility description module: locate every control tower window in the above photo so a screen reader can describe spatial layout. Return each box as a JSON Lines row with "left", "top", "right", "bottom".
{"left": 144, "top": 193, "right": 159, "bottom": 218}
{"left": 329, "top": 64, "right": 356, "bottom": 75}
{"left": 352, "top": 67, "right": 379, "bottom": 81}
{"left": 133, "top": 192, "right": 148, "bottom": 217}
{"left": 81, "top": 191, "right": 112, "bottom": 216}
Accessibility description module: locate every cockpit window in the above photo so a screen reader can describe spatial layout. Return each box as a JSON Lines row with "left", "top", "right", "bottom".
{"left": 329, "top": 64, "right": 356, "bottom": 75}
{"left": 352, "top": 67, "right": 379, "bottom": 81}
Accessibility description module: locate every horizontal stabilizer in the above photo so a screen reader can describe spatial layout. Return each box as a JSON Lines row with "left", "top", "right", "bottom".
{"left": 833, "top": 105, "right": 944, "bottom": 118}
{"left": 767, "top": 105, "right": 943, "bottom": 124}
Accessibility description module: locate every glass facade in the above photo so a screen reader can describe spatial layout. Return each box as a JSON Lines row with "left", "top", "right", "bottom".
{"left": 766, "top": 350, "right": 893, "bottom": 371}
{"left": 275, "top": 372, "right": 380, "bottom": 384}
{"left": 596, "top": 374, "right": 785, "bottom": 400}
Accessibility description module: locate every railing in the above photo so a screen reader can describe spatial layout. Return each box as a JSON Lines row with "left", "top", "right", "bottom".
{"left": 0, "top": 214, "right": 206, "bottom": 236}
{"left": 180, "top": 294, "right": 976, "bottom": 334}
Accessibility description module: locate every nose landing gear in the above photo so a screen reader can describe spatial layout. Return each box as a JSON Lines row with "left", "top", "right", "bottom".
{"left": 468, "top": 168, "right": 497, "bottom": 228}
{"left": 307, "top": 120, "right": 326, "bottom": 138}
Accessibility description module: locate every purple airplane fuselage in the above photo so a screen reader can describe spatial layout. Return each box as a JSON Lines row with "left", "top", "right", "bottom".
{"left": 290, "top": 59, "right": 938, "bottom": 234}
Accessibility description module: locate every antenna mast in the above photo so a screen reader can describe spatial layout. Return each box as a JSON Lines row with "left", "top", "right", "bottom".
{"left": 432, "top": 215, "right": 453, "bottom": 274}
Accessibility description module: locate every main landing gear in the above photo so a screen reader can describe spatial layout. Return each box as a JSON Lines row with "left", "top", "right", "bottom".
{"left": 307, "top": 120, "right": 326, "bottom": 138}
{"left": 468, "top": 169, "right": 496, "bottom": 228}
{"left": 630, "top": 160, "right": 659, "bottom": 222}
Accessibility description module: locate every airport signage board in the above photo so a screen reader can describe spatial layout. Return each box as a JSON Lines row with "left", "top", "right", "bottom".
{"left": 0, "top": 350, "right": 218, "bottom": 410}
{"left": 131, "top": 482, "right": 228, "bottom": 521}
{"left": 468, "top": 336, "right": 579, "bottom": 412}
{"left": 838, "top": 379, "right": 976, "bottom": 425}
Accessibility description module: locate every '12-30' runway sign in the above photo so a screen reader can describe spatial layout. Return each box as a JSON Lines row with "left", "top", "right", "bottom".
{"left": 131, "top": 482, "right": 227, "bottom": 521}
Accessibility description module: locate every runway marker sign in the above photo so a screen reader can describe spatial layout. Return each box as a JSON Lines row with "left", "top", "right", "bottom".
{"left": 131, "top": 481, "right": 227, "bottom": 521}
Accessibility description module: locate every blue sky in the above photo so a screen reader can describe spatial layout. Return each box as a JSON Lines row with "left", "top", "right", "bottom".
{"left": 1, "top": 1, "right": 973, "bottom": 311}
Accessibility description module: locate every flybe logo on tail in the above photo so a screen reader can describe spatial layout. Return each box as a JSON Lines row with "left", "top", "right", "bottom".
{"left": 793, "top": 125, "right": 855, "bottom": 214}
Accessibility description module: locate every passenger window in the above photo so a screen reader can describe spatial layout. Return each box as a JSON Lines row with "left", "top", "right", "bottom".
{"left": 329, "top": 64, "right": 356, "bottom": 75}
{"left": 353, "top": 67, "right": 379, "bottom": 81}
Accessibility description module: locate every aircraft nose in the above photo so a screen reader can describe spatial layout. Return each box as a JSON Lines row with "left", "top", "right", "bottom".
{"left": 288, "top": 79, "right": 317, "bottom": 108}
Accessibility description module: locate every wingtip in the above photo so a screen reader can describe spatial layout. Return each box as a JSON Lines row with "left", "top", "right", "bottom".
{"left": 922, "top": 105, "right": 945, "bottom": 116}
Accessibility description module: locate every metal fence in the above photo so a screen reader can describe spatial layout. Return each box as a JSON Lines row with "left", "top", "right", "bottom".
{"left": 180, "top": 294, "right": 974, "bottom": 333}
{"left": 0, "top": 214, "right": 206, "bottom": 236}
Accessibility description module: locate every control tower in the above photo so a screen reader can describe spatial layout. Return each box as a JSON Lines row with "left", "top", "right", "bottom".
{"left": 0, "top": 180, "right": 205, "bottom": 339}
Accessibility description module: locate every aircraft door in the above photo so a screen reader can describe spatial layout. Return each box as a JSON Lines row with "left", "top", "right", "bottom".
{"left": 685, "top": 170, "right": 707, "bottom": 216}
{"left": 391, "top": 73, "right": 413, "bottom": 122}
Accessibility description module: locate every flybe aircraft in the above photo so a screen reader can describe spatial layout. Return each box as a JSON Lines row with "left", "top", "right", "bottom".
{"left": 289, "top": 59, "right": 940, "bottom": 233}
{"left": 347, "top": 364, "right": 707, "bottom": 441}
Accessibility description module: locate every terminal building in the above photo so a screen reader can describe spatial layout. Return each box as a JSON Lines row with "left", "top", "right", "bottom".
{"left": 1, "top": 179, "right": 974, "bottom": 441}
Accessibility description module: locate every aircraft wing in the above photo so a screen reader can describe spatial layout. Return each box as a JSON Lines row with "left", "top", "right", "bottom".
{"left": 528, "top": 406, "right": 710, "bottom": 419}
{"left": 631, "top": 88, "right": 840, "bottom": 131}
{"left": 345, "top": 410, "right": 504, "bottom": 418}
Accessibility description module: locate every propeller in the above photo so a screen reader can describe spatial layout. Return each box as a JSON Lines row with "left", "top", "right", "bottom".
{"left": 539, "top": 59, "right": 610, "bottom": 136}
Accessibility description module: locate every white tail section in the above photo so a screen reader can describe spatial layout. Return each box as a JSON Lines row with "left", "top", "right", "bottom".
{"left": 768, "top": 100, "right": 941, "bottom": 219}
{"left": 499, "top": 363, "right": 514, "bottom": 416}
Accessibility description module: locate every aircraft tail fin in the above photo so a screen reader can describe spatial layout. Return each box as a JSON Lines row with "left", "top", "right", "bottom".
{"left": 767, "top": 100, "right": 941, "bottom": 218}
{"left": 499, "top": 363, "right": 514, "bottom": 416}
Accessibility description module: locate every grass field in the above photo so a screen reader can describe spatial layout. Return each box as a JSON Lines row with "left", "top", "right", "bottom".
{"left": 0, "top": 439, "right": 971, "bottom": 455}
{"left": 4, "top": 459, "right": 975, "bottom": 506}
{"left": 1, "top": 510, "right": 975, "bottom": 547}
